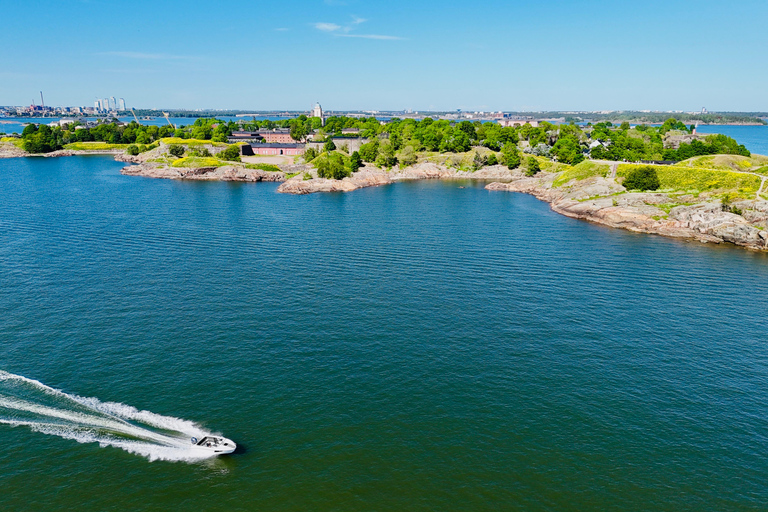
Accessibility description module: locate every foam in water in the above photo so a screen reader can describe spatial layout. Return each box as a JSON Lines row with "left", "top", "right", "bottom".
{"left": 0, "top": 371, "right": 221, "bottom": 462}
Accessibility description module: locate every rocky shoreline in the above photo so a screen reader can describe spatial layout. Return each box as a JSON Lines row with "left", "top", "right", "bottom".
{"left": 3, "top": 142, "right": 767, "bottom": 251}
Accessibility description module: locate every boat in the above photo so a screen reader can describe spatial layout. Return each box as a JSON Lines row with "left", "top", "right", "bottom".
{"left": 189, "top": 435, "right": 236, "bottom": 455}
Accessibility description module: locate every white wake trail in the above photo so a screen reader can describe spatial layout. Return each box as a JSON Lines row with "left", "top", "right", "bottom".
{"left": 0, "top": 371, "right": 221, "bottom": 462}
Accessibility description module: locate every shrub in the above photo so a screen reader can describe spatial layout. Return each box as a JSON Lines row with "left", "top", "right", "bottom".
{"left": 324, "top": 139, "right": 336, "bottom": 152}
{"left": 316, "top": 152, "right": 351, "bottom": 180}
{"left": 304, "top": 146, "right": 318, "bottom": 162}
{"left": 359, "top": 140, "right": 379, "bottom": 162}
{"left": 525, "top": 157, "right": 541, "bottom": 177}
{"left": 622, "top": 166, "right": 660, "bottom": 191}
{"left": 502, "top": 144, "right": 521, "bottom": 169}
{"left": 398, "top": 145, "right": 417, "bottom": 167}
{"left": 188, "top": 147, "right": 212, "bottom": 157}
{"left": 487, "top": 153, "right": 498, "bottom": 166}
{"left": 168, "top": 144, "right": 185, "bottom": 158}
{"left": 219, "top": 144, "right": 241, "bottom": 162}
{"left": 126, "top": 145, "right": 140, "bottom": 156}
{"left": 349, "top": 151, "right": 363, "bottom": 173}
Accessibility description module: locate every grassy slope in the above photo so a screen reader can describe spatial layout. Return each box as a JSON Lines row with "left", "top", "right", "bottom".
{"left": 552, "top": 161, "right": 610, "bottom": 187}
{"left": 616, "top": 163, "right": 761, "bottom": 197}
{"left": 160, "top": 137, "right": 228, "bottom": 147}
{"left": 63, "top": 142, "right": 129, "bottom": 151}
{"left": 171, "top": 156, "right": 228, "bottom": 168}
{"left": 1, "top": 137, "right": 25, "bottom": 149}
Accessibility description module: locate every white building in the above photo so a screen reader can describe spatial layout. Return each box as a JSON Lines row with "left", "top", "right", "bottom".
{"left": 118, "top": 98, "right": 126, "bottom": 111}
{"left": 312, "top": 102, "right": 324, "bottom": 126}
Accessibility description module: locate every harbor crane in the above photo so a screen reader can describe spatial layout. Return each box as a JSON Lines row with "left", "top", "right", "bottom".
{"left": 130, "top": 108, "right": 140, "bottom": 124}
{"left": 162, "top": 112, "right": 176, "bottom": 130}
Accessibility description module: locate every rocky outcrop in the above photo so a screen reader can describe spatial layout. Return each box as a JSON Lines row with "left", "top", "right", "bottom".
{"left": 487, "top": 175, "right": 768, "bottom": 250}
{"left": 0, "top": 142, "right": 29, "bottom": 159}
{"left": 276, "top": 168, "right": 391, "bottom": 195}
{"left": 121, "top": 163, "right": 285, "bottom": 182}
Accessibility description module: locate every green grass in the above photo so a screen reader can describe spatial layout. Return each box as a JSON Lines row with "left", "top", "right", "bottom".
{"left": 63, "top": 142, "right": 129, "bottom": 151}
{"left": 245, "top": 163, "right": 282, "bottom": 173}
{"left": 160, "top": 137, "right": 228, "bottom": 147}
{"left": 678, "top": 154, "right": 767, "bottom": 172}
{"left": 617, "top": 163, "right": 762, "bottom": 196}
{"left": 170, "top": 156, "right": 226, "bottom": 168}
{"left": 1, "top": 137, "right": 25, "bottom": 149}
{"left": 553, "top": 161, "right": 610, "bottom": 187}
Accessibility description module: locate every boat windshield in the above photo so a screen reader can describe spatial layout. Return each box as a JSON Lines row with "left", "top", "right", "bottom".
{"left": 196, "top": 437, "right": 219, "bottom": 446}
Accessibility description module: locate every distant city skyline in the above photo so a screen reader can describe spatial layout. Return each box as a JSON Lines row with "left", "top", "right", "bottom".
{"left": 1, "top": 0, "right": 767, "bottom": 112}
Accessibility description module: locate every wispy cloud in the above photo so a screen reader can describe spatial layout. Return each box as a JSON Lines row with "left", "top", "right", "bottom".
{"left": 313, "top": 16, "right": 403, "bottom": 40}
{"left": 336, "top": 34, "right": 405, "bottom": 40}
{"left": 274, "top": 27, "right": 289, "bottom": 32}
{"left": 315, "top": 22, "right": 341, "bottom": 32}
{"left": 96, "top": 51, "right": 192, "bottom": 60}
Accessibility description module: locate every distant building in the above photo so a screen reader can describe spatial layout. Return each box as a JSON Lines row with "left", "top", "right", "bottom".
{"left": 110, "top": 97, "right": 116, "bottom": 110}
{"left": 227, "top": 131, "right": 264, "bottom": 144}
{"left": 498, "top": 118, "right": 539, "bottom": 128}
{"left": 312, "top": 102, "right": 324, "bottom": 126}
{"left": 118, "top": 98, "right": 126, "bottom": 111}
{"left": 103, "top": 98, "right": 110, "bottom": 111}
{"left": 258, "top": 129, "right": 294, "bottom": 144}
{"left": 242, "top": 143, "right": 304, "bottom": 156}
{"left": 94, "top": 100, "right": 101, "bottom": 111}
{"left": 341, "top": 128, "right": 360, "bottom": 135}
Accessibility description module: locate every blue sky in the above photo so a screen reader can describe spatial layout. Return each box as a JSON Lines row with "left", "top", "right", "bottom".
{"left": 1, "top": 0, "right": 766, "bottom": 111}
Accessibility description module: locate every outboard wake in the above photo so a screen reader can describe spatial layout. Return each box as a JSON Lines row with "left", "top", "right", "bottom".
{"left": 0, "top": 371, "right": 219, "bottom": 462}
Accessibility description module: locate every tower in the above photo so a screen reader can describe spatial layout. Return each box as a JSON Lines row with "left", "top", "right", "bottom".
{"left": 312, "top": 102, "right": 324, "bottom": 126}
{"left": 118, "top": 98, "right": 126, "bottom": 111}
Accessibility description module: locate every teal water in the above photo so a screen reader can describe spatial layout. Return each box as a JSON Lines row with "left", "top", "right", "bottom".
{"left": 1, "top": 156, "right": 768, "bottom": 511}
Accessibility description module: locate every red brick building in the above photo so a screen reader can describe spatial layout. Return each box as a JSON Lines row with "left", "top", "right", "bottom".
{"left": 258, "top": 129, "right": 294, "bottom": 143}
{"left": 245, "top": 143, "right": 305, "bottom": 156}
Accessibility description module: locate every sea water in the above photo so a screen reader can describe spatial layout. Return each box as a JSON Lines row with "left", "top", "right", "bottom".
{"left": 1, "top": 155, "right": 767, "bottom": 511}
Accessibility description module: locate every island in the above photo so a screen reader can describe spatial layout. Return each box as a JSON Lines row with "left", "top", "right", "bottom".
{"left": 2, "top": 115, "right": 767, "bottom": 251}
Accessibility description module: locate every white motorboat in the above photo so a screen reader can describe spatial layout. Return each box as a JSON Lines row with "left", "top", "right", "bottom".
{"left": 190, "top": 435, "right": 236, "bottom": 455}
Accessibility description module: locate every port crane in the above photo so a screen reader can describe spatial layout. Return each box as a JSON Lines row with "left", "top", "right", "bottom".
{"left": 162, "top": 112, "right": 176, "bottom": 130}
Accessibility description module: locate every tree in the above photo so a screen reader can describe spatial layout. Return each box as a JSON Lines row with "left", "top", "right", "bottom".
{"left": 324, "top": 139, "right": 336, "bottom": 152}
{"left": 349, "top": 151, "right": 363, "bottom": 173}
{"left": 375, "top": 141, "right": 398, "bottom": 168}
{"left": 398, "top": 145, "right": 417, "bottom": 167}
{"left": 525, "top": 157, "right": 541, "bottom": 177}
{"left": 487, "top": 153, "right": 498, "bottom": 166}
{"left": 219, "top": 145, "right": 241, "bottom": 161}
{"left": 502, "top": 143, "right": 521, "bottom": 169}
{"left": 290, "top": 120, "right": 309, "bottom": 142}
{"left": 359, "top": 140, "right": 379, "bottom": 162}
{"left": 126, "top": 144, "right": 140, "bottom": 156}
{"left": 168, "top": 144, "right": 185, "bottom": 157}
{"left": 304, "top": 146, "right": 318, "bottom": 162}
{"left": 316, "top": 152, "right": 351, "bottom": 180}
{"left": 622, "top": 166, "right": 660, "bottom": 191}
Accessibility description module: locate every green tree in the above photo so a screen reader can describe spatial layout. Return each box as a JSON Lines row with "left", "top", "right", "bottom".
{"left": 126, "top": 144, "right": 140, "bottom": 156}
{"left": 290, "top": 120, "right": 309, "bottom": 142}
{"left": 376, "top": 141, "right": 398, "bottom": 168}
{"left": 502, "top": 143, "right": 521, "bottom": 169}
{"left": 525, "top": 157, "right": 541, "bottom": 177}
{"left": 219, "top": 145, "right": 241, "bottom": 162}
{"left": 168, "top": 144, "right": 185, "bottom": 157}
{"left": 304, "top": 146, "right": 318, "bottom": 162}
{"left": 622, "top": 166, "right": 660, "bottom": 191}
{"left": 486, "top": 153, "right": 498, "bottom": 166}
{"left": 324, "top": 139, "right": 336, "bottom": 152}
{"left": 349, "top": 151, "right": 363, "bottom": 173}
{"left": 398, "top": 145, "right": 417, "bottom": 167}
{"left": 316, "top": 152, "right": 351, "bottom": 180}
{"left": 359, "top": 140, "right": 379, "bottom": 162}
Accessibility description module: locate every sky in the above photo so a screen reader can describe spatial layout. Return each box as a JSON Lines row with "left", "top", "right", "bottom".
{"left": 1, "top": 0, "right": 767, "bottom": 112}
